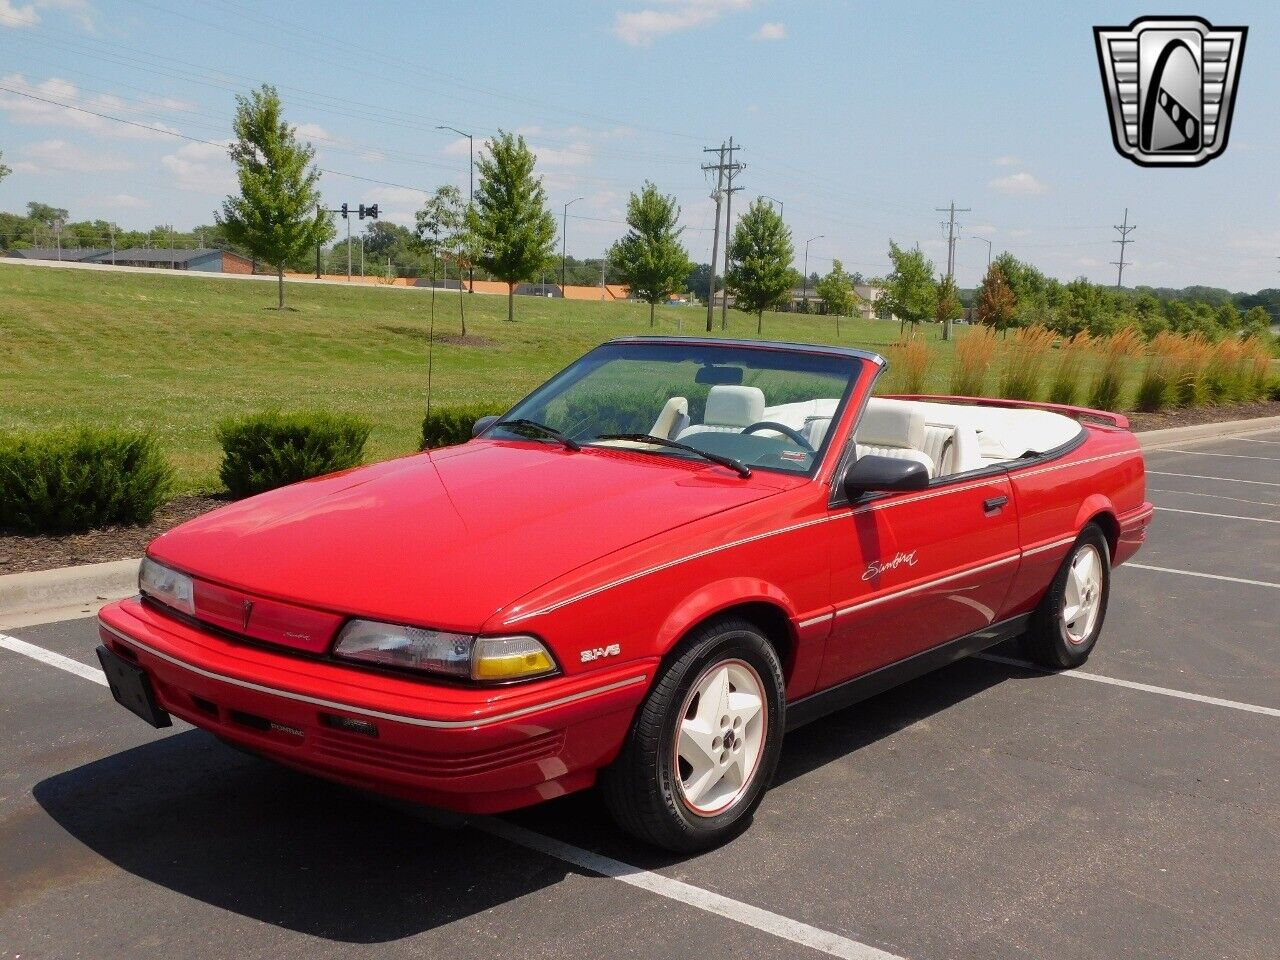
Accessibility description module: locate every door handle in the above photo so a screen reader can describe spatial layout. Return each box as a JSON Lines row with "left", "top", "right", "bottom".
{"left": 983, "top": 495, "right": 1009, "bottom": 513}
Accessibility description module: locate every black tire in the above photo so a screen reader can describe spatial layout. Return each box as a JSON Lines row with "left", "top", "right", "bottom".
{"left": 601, "top": 617, "right": 785, "bottom": 852}
{"left": 1023, "top": 523, "right": 1112, "bottom": 669}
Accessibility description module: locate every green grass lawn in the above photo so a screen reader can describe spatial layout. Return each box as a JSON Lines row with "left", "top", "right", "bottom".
{"left": 0, "top": 264, "right": 1132, "bottom": 492}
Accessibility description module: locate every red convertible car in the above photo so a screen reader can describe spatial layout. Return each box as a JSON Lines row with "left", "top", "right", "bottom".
{"left": 97, "top": 337, "right": 1152, "bottom": 850}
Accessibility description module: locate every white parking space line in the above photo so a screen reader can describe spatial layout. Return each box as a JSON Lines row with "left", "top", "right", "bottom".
{"left": 1155, "top": 507, "right": 1280, "bottom": 524}
{"left": 1, "top": 629, "right": 906, "bottom": 960}
{"left": 1126, "top": 563, "right": 1280, "bottom": 590}
{"left": 1234, "top": 437, "right": 1280, "bottom": 445}
{"left": 977, "top": 654, "right": 1280, "bottom": 719}
{"left": 1150, "top": 488, "right": 1280, "bottom": 508}
{"left": 0, "top": 632, "right": 107, "bottom": 686}
{"left": 1153, "top": 449, "right": 1280, "bottom": 462}
{"left": 1147, "top": 470, "right": 1280, "bottom": 488}
{"left": 480, "top": 818, "right": 908, "bottom": 960}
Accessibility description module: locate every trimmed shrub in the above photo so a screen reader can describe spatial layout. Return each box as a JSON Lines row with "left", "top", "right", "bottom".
{"left": 217, "top": 411, "right": 371, "bottom": 498}
{"left": 1047, "top": 332, "right": 1092, "bottom": 406}
{"left": 949, "top": 325, "right": 998, "bottom": 397}
{"left": 0, "top": 427, "right": 171, "bottom": 534}
{"left": 1088, "top": 328, "right": 1142, "bottom": 411}
{"left": 998, "top": 325, "right": 1054, "bottom": 401}
{"left": 421, "top": 403, "right": 509, "bottom": 449}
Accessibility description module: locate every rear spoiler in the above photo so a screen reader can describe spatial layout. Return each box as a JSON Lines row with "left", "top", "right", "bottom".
{"left": 880, "top": 394, "right": 1130, "bottom": 431}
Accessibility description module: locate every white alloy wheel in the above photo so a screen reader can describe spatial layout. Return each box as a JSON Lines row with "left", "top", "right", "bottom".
{"left": 674, "top": 659, "right": 767, "bottom": 816}
{"left": 1062, "top": 543, "right": 1104, "bottom": 644}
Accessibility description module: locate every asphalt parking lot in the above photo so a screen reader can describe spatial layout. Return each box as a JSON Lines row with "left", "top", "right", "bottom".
{"left": 2, "top": 429, "right": 1277, "bottom": 960}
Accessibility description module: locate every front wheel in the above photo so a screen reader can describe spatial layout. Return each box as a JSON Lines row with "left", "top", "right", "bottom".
{"left": 601, "top": 617, "right": 785, "bottom": 852}
{"left": 1023, "top": 524, "right": 1111, "bottom": 669}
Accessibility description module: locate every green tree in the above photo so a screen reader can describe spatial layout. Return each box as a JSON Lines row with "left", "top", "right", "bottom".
{"left": 1133, "top": 292, "right": 1168, "bottom": 339}
{"left": 608, "top": 182, "right": 694, "bottom": 327}
{"left": 26, "top": 202, "right": 69, "bottom": 227}
{"left": 217, "top": 85, "right": 332, "bottom": 309}
{"left": 880, "top": 241, "right": 937, "bottom": 333}
{"left": 0, "top": 151, "right": 10, "bottom": 185}
{"left": 975, "top": 263, "right": 1016, "bottom": 333}
{"left": 416, "top": 184, "right": 471, "bottom": 336}
{"left": 935, "top": 274, "right": 963, "bottom": 329}
{"left": 724, "top": 199, "right": 794, "bottom": 334}
{"left": 816, "top": 258, "right": 855, "bottom": 334}
{"left": 1215, "top": 301, "right": 1241, "bottom": 334}
{"left": 466, "top": 131, "right": 556, "bottom": 322}
{"left": 1242, "top": 305, "right": 1272, "bottom": 339}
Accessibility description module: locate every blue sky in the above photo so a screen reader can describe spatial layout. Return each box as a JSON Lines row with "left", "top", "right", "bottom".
{"left": 1, "top": 0, "right": 1277, "bottom": 290}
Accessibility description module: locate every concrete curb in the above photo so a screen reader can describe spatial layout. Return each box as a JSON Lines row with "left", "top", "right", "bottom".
{"left": 1135, "top": 414, "right": 1280, "bottom": 451}
{"left": 2, "top": 413, "right": 1278, "bottom": 625}
{"left": 0, "top": 558, "right": 138, "bottom": 624}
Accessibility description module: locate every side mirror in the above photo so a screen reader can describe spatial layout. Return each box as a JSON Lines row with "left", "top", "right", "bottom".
{"left": 842, "top": 455, "right": 930, "bottom": 499}
{"left": 472, "top": 415, "right": 499, "bottom": 438}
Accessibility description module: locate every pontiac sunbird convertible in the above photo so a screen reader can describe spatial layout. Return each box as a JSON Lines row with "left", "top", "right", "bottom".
{"left": 97, "top": 337, "right": 1152, "bottom": 851}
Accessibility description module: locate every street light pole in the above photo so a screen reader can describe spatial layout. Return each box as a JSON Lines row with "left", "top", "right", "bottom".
{"left": 561, "top": 196, "right": 583, "bottom": 290}
{"left": 436, "top": 125, "right": 474, "bottom": 292}
{"left": 970, "top": 236, "right": 993, "bottom": 271}
{"left": 803, "top": 235, "right": 823, "bottom": 309}
{"left": 761, "top": 195, "right": 783, "bottom": 218}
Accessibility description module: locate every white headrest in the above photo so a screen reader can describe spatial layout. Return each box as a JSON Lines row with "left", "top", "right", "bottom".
{"left": 856, "top": 401, "right": 926, "bottom": 449}
{"left": 703, "top": 385, "right": 765, "bottom": 427}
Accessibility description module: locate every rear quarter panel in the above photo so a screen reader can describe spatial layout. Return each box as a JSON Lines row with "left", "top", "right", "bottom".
{"left": 1003, "top": 424, "right": 1149, "bottom": 618}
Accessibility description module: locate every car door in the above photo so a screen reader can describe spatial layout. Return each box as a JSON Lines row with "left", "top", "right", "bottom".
{"left": 816, "top": 470, "right": 1022, "bottom": 689}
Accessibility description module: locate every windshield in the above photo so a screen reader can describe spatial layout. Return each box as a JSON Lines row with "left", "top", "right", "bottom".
{"left": 490, "top": 341, "right": 864, "bottom": 475}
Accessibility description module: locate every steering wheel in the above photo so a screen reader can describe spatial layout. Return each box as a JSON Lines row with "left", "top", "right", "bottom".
{"left": 740, "top": 421, "right": 815, "bottom": 452}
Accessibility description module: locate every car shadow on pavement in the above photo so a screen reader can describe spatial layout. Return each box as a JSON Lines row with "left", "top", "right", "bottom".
{"left": 505, "top": 653, "right": 1021, "bottom": 870}
{"left": 33, "top": 730, "right": 572, "bottom": 943}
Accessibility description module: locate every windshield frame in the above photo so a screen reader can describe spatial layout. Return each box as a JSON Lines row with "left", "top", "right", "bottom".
{"left": 479, "top": 339, "right": 868, "bottom": 479}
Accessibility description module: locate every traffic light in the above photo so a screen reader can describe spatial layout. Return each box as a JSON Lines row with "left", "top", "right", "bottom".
{"left": 359, "top": 204, "right": 379, "bottom": 220}
{"left": 340, "top": 202, "right": 348, "bottom": 219}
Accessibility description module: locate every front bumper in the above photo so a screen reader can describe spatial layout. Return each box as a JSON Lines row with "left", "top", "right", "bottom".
{"left": 98, "top": 597, "right": 653, "bottom": 813}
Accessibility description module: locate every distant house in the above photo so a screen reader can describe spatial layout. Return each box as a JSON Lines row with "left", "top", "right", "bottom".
{"left": 7, "top": 248, "right": 108, "bottom": 262}
{"left": 712, "top": 283, "right": 885, "bottom": 319}
{"left": 84, "top": 248, "right": 254, "bottom": 274}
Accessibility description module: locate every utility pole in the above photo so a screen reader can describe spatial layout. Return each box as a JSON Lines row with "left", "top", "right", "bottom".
{"left": 720, "top": 136, "right": 744, "bottom": 330}
{"left": 1111, "top": 207, "right": 1136, "bottom": 289}
{"left": 561, "top": 196, "right": 583, "bottom": 289}
{"left": 935, "top": 200, "right": 970, "bottom": 340}
{"left": 702, "top": 143, "right": 727, "bottom": 332}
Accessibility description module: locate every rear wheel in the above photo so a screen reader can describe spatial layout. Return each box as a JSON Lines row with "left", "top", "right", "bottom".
{"left": 1023, "top": 524, "right": 1111, "bottom": 669}
{"left": 601, "top": 617, "right": 784, "bottom": 852}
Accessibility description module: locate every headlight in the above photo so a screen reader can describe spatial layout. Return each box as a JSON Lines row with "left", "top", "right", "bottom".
{"left": 139, "top": 557, "right": 195, "bottom": 616}
{"left": 333, "top": 620, "right": 558, "bottom": 683}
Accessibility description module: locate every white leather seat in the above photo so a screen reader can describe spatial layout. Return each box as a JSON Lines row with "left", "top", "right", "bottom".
{"left": 678, "top": 385, "right": 765, "bottom": 439}
{"left": 854, "top": 402, "right": 936, "bottom": 478}
{"left": 650, "top": 396, "right": 690, "bottom": 439}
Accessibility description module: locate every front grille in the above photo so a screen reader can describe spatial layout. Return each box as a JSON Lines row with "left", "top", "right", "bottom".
{"left": 312, "top": 728, "right": 565, "bottom": 779}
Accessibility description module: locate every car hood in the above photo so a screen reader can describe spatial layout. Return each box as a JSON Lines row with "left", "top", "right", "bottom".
{"left": 149, "top": 441, "right": 792, "bottom": 631}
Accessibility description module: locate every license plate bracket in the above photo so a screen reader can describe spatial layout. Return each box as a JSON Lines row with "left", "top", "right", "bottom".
{"left": 96, "top": 645, "right": 172, "bottom": 729}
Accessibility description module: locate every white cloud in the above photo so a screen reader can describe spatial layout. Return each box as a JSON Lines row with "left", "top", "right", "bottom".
{"left": 294, "top": 122, "right": 330, "bottom": 142}
{"left": 993, "top": 155, "right": 1022, "bottom": 167}
{"left": 442, "top": 136, "right": 474, "bottom": 158}
{"left": 160, "top": 140, "right": 234, "bottom": 193}
{"left": 0, "top": 0, "right": 38, "bottom": 27}
{"left": 533, "top": 141, "right": 594, "bottom": 168}
{"left": 989, "top": 171, "right": 1047, "bottom": 195}
{"left": 36, "top": 0, "right": 95, "bottom": 31}
{"left": 0, "top": 73, "right": 186, "bottom": 140}
{"left": 753, "top": 21, "right": 785, "bottom": 40}
{"left": 99, "top": 193, "right": 148, "bottom": 209}
{"left": 11, "top": 138, "right": 133, "bottom": 173}
{"left": 614, "top": 0, "right": 752, "bottom": 46}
